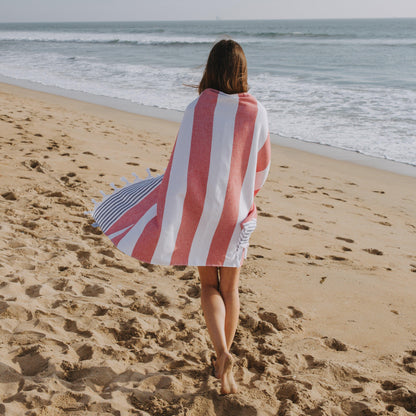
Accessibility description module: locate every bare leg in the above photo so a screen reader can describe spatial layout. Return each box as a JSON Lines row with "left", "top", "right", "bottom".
{"left": 198, "top": 266, "right": 228, "bottom": 359}
{"left": 198, "top": 266, "right": 239, "bottom": 394}
{"left": 219, "top": 267, "right": 241, "bottom": 352}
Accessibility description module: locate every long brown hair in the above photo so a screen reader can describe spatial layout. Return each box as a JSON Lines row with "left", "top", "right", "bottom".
{"left": 198, "top": 39, "right": 248, "bottom": 95}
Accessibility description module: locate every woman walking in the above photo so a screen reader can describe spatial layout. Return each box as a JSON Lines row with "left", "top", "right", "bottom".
{"left": 91, "top": 39, "right": 271, "bottom": 394}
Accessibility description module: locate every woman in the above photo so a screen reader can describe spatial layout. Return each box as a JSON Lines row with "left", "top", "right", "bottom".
{"left": 90, "top": 39, "right": 270, "bottom": 394}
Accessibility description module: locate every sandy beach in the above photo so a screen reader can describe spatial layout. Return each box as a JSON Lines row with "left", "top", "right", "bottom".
{"left": 1, "top": 81, "right": 416, "bottom": 415}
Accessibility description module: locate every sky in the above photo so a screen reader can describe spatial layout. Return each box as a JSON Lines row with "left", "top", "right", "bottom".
{"left": 1, "top": 0, "right": 416, "bottom": 22}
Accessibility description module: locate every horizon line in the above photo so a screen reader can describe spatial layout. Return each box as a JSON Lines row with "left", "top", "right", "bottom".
{"left": 1, "top": 16, "right": 416, "bottom": 24}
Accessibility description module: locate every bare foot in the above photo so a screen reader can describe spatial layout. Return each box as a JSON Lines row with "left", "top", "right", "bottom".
{"left": 217, "top": 352, "right": 238, "bottom": 394}
{"left": 211, "top": 355, "right": 220, "bottom": 379}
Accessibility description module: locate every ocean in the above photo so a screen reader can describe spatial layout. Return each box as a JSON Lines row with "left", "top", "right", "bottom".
{"left": 0, "top": 19, "right": 415, "bottom": 165}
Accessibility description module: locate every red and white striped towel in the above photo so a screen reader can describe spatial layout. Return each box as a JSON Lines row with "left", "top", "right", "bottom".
{"left": 91, "top": 88, "right": 270, "bottom": 267}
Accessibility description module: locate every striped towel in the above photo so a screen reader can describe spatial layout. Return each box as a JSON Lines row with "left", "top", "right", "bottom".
{"left": 91, "top": 88, "right": 270, "bottom": 267}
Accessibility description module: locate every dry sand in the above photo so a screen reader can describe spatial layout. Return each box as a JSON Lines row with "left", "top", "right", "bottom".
{"left": 1, "top": 82, "right": 416, "bottom": 415}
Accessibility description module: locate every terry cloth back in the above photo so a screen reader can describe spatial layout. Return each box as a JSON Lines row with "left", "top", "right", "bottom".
{"left": 91, "top": 88, "right": 271, "bottom": 267}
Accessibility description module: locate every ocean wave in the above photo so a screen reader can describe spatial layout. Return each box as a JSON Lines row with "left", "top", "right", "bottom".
{"left": 237, "top": 31, "right": 343, "bottom": 39}
{"left": 1, "top": 30, "right": 414, "bottom": 48}
{"left": 0, "top": 31, "right": 215, "bottom": 45}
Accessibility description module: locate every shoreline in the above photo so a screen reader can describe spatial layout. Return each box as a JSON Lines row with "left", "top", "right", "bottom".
{"left": 1, "top": 75, "right": 415, "bottom": 178}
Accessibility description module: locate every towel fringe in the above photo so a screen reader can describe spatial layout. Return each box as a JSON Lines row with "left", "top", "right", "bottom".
{"left": 87, "top": 170, "right": 157, "bottom": 217}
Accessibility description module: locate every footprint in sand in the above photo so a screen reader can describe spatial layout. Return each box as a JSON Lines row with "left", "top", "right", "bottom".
{"left": 76, "top": 344, "right": 94, "bottom": 361}
{"left": 46, "top": 141, "right": 59, "bottom": 150}
{"left": 378, "top": 221, "right": 392, "bottom": 226}
{"left": 402, "top": 350, "right": 416, "bottom": 375}
{"left": 288, "top": 306, "right": 303, "bottom": 319}
{"left": 258, "top": 311, "right": 294, "bottom": 332}
{"left": 92, "top": 305, "right": 109, "bottom": 317}
{"left": 76, "top": 250, "right": 92, "bottom": 268}
{"left": 293, "top": 223, "right": 310, "bottom": 230}
{"left": 186, "top": 284, "right": 201, "bottom": 299}
{"left": 59, "top": 361, "right": 84, "bottom": 382}
{"left": 146, "top": 289, "right": 170, "bottom": 307}
{"left": 244, "top": 352, "right": 267, "bottom": 373}
{"left": 363, "top": 248, "right": 383, "bottom": 256}
{"left": 64, "top": 319, "right": 93, "bottom": 338}
{"left": 83, "top": 223, "right": 102, "bottom": 236}
{"left": 2, "top": 191, "right": 17, "bottom": 201}
{"left": 53, "top": 278, "right": 70, "bottom": 291}
{"left": 25, "top": 285, "right": 41, "bottom": 298}
{"left": 336, "top": 236, "right": 355, "bottom": 244}
{"left": 99, "top": 258, "right": 135, "bottom": 273}
{"left": 114, "top": 319, "right": 144, "bottom": 344}
{"left": 13, "top": 346, "right": 49, "bottom": 376}
{"left": 140, "top": 262, "right": 158, "bottom": 272}
{"left": 98, "top": 249, "right": 115, "bottom": 258}
{"left": 22, "top": 220, "right": 38, "bottom": 230}
{"left": 276, "top": 381, "right": 306, "bottom": 405}
{"left": 278, "top": 215, "right": 292, "bottom": 221}
{"left": 245, "top": 244, "right": 265, "bottom": 251}
{"left": 350, "top": 386, "right": 364, "bottom": 394}
{"left": 173, "top": 265, "right": 187, "bottom": 271}
{"left": 304, "top": 354, "right": 326, "bottom": 369}
{"left": 330, "top": 255, "right": 347, "bottom": 261}
{"left": 379, "top": 375, "right": 416, "bottom": 413}
{"left": 24, "top": 159, "right": 44, "bottom": 173}
{"left": 122, "top": 289, "right": 136, "bottom": 296}
{"left": 381, "top": 380, "right": 402, "bottom": 391}
{"left": 130, "top": 299, "right": 157, "bottom": 316}
{"left": 179, "top": 270, "right": 196, "bottom": 280}
{"left": 323, "top": 337, "right": 348, "bottom": 351}
{"left": 82, "top": 284, "right": 105, "bottom": 297}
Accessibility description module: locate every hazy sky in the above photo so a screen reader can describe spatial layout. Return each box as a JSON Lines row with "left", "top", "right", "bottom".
{"left": 1, "top": 0, "right": 416, "bottom": 22}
